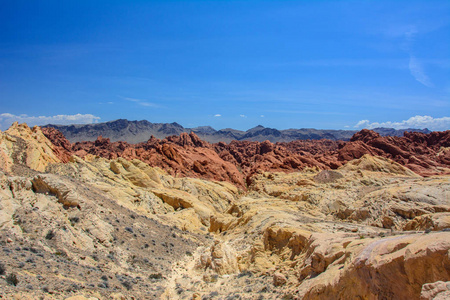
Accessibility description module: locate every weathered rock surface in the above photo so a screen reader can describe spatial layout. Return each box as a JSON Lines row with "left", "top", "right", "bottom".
{"left": 0, "top": 168, "right": 207, "bottom": 299}
{"left": 0, "top": 122, "right": 449, "bottom": 299}
{"left": 1, "top": 122, "right": 61, "bottom": 172}
{"left": 421, "top": 281, "right": 450, "bottom": 300}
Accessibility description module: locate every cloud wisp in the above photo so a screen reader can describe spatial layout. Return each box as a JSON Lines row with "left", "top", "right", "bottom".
{"left": 398, "top": 26, "right": 434, "bottom": 88}
{"left": 0, "top": 113, "right": 101, "bottom": 130}
{"left": 354, "top": 115, "right": 449, "bottom": 131}
{"left": 214, "top": 114, "right": 222, "bottom": 117}
{"left": 119, "top": 96, "right": 160, "bottom": 108}
{"left": 409, "top": 55, "right": 434, "bottom": 87}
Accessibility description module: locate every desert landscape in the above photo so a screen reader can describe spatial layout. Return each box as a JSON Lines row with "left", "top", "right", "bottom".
{"left": 0, "top": 122, "right": 449, "bottom": 299}
{"left": 1, "top": 2, "right": 449, "bottom": 299}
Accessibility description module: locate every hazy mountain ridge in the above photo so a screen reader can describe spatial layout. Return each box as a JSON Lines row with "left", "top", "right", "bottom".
{"left": 44, "top": 119, "right": 432, "bottom": 144}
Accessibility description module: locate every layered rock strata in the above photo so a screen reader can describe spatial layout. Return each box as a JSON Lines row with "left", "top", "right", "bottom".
{"left": 0, "top": 123, "right": 448, "bottom": 299}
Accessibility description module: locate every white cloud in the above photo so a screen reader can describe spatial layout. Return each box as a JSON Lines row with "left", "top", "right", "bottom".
{"left": 354, "top": 115, "right": 450, "bottom": 131}
{"left": 214, "top": 114, "right": 222, "bottom": 117}
{"left": 260, "top": 115, "right": 265, "bottom": 118}
{"left": 240, "top": 114, "right": 247, "bottom": 118}
{"left": 0, "top": 113, "right": 101, "bottom": 130}
{"left": 409, "top": 55, "right": 434, "bottom": 87}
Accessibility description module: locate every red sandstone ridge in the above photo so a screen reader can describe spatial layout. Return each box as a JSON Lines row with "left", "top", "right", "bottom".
{"left": 41, "top": 127, "right": 72, "bottom": 163}
{"left": 42, "top": 129, "right": 450, "bottom": 188}
{"left": 338, "top": 129, "right": 450, "bottom": 176}
{"left": 72, "top": 132, "right": 247, "bottom": 188}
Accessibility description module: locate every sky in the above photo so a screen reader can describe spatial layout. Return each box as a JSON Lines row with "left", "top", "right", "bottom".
{"left": 0, "top": 0, "right": 449, "bottom": 131}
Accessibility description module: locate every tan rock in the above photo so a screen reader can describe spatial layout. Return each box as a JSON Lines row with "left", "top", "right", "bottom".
{"left": 64, "top": 296, "right": 99, "bottom": 300}
{"left": 197, "top": 241, "right": 239, "bottom": 275}
{"left": 299, "top": 232, "right": 450, "bottom": 299}
{"left": 404, "top": 213, "right": 450, "bottom": 231}
{"left": 32, "top": 174, "right": 83, "bottom": 207}
{"left": 421, "top": 281, "right": 450, "bottom": 300}
{"left": 0, "top": 132, "right": 14, "bottom": 171}
{"left": 1, "top": 122, "right": 61, "bottom": 171}
{"left": 340, "top": 154, "right": 420, "bottom": 177}
{"left": 273, "top": 272, "right": 287, "bottom": 286}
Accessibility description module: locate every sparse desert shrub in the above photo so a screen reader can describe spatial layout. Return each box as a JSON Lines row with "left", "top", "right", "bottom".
{"left": 0, "top": 262, "right": 5, "bottom": 275}
{"left": 69, "top": 217, "right": 80, "bottom": 226}
{"left": 6, "top": 273, "right": 19, "bottom": 286}
{"left": 149, "top": 273, "right": 163, "bottom": 280}
{"left": 121, "top": 280, "right": 133, "bottom": 290}
{"left": 237, "top": 270, "right": 253, "bottom": 278}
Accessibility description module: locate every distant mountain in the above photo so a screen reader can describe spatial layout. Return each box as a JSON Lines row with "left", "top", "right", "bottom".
{"left": 44, "top": 119, "right": 432, "bottom": 144}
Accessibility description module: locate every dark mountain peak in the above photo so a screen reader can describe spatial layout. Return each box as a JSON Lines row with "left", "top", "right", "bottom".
{"left": 243, "top": 126, "right": 281, "bottom": 139}
{"left": 246, "top": 125, "right": 266, "bottom": 134}
{"left": 372, "top": 127, "right": 432, "bottom": 137}
{"left": 107, "top": 118, "right": 128, "bottom": 125}
{"left": 171, "top": 122, "right": 183, "bottom": 128}
{"left": 248, "top": 125, "right": 265, "bottom": 130}
{"left": 190, "top": 126, "right": 217, "bottom": 134}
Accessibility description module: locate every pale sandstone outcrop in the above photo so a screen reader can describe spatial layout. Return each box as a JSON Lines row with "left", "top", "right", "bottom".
{"left": 298, "top": 232, "right": 450, "bottom": 299}
{"left": 404, "top": 212, "right": 450, "bottom": 231}
{"left": 0, "top": 131, "right": 15, "bottom": 171}
{"left": 0, "top": 122, "right": 61, "bottom": 172}
{"left": 339, "top": 153, "right": 421, "bottom": 176}
{"left": 421, "top": 281, "right": 450, "bottom": 300}
{"left": 197, "top": 240, "right": 239, "bottom": 275}
{"left": 32, "top": 174, "right": 84, "bottom": 207}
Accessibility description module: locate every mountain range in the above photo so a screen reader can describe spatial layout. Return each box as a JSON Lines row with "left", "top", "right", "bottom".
{"left": 44, "top": 119, "right": 432, "bottom": 143}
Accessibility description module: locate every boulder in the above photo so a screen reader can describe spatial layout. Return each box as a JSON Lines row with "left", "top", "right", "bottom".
{"left": 32, "top": 174, "right": 83, "bottom": 207}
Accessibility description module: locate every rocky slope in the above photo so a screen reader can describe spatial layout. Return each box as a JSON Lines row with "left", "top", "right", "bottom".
{"left": 0, "top": 122, "right": 449, "bottom": 299}
{"left": 44, "top": 119, "right": 432, "bottom": 143}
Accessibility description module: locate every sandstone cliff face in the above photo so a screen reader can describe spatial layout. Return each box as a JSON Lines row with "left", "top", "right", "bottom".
{"left": 1, "top": 122, "right": 61, "bottom": 172}
{"left": 1, "top": 123, "right": 449, "bottom": 299}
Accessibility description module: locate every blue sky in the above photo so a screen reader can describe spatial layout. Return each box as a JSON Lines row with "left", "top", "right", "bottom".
{"left": 1, "top": 0, "right": 449, "bottom": 131}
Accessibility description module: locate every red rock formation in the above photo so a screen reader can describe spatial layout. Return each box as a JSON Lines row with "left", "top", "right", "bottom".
{"left": 41, "top": 127, "right": 72, "bottom": 163}
{"left": 341, "top": 129, "right": 450, "bottom": 176}
{"left": 42, "top": 128, "right": 450, "bottom": 188}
